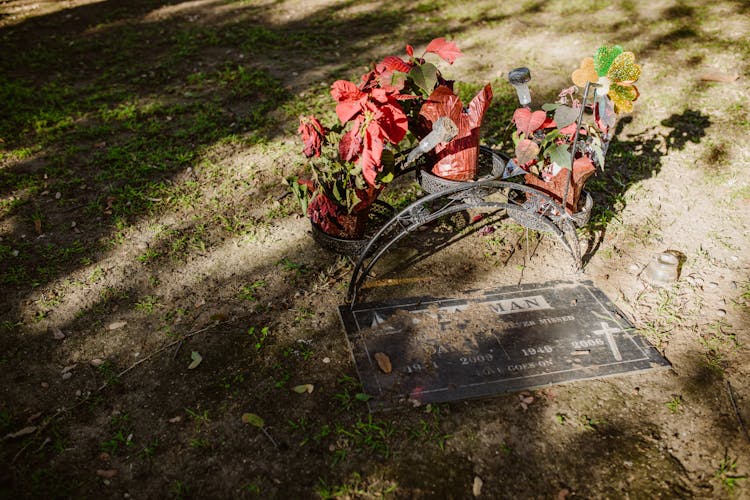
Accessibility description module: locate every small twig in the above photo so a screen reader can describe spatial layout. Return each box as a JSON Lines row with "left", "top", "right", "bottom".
{"left": 261, "top": 427, "right": 279, "bottom": 448}
{"left": 12, "top": 321, "right": 227, "bottom": 463}
{"left": 727, "top": 380, "right": 750, "bottom": 443}
{"left": 98, "top": 321, "right": 227, "bottom": 391}
{"left": 172, "top": 340, "right": 184, "bottom": 360}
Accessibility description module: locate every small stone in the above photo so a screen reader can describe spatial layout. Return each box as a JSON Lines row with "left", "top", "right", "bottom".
{"left": 71, "top": 221, "right": 76, "bottom": 228}
{"left": 108, "top": 321, "right": 127, "bottom": 330}
{"left": 731, "top": 256, "right": 738, "bottom": 262}
{"left": 717, "top": 309, "right": 727, "bottom": 317}
{"left": 50, "top": 326, "right": 65, "bottom": 340}
{"left": 55, "top": 192, "right": 61, "bottom": 199}
{"left": 472, "top": 476, "right": 483, "bottom": 497}
{"left": 99, "top": 452, "right": 110, "bottom": 462}
{"left": 708, "top": 282, "right": 719, "bottom": 288}
{"left": 90, "top": 358, "right": 104, "bottom": 367}
{"left": 628, "top": 264, "right": 639, "bottom": 273}
{"left": 61, "top": 372, "right": 72, "bottom": 380}
{"left": 41, "top": 382, "right": 49, "bottom": 388}
{"left": 168, "top": 416, "right": 181, "bottom": 423}
{"left": 322, "top": 357, "right": 331, "bottom": 364}
{"left": 75, "top": 390, "right": 81, "bottom": 397}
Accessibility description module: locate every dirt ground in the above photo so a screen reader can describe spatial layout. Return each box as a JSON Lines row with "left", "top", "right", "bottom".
{"left": 1, "top": 0, "right": 749, "bottom": 498}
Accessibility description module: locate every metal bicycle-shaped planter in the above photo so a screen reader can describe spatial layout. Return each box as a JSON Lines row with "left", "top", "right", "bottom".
{"left": 345, "top": 169, "right": 588, "bottom": 305}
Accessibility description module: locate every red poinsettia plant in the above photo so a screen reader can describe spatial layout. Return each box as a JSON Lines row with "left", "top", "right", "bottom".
{"left": 292, "top": 37, "right": 469, "bottom": 238}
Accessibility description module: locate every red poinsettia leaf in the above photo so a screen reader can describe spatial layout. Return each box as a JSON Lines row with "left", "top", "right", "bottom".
{"left": 573, "top": 155, "right": 595, "bottom": 172}
{"left": 466, "top": 84, "right": 493, "bottom": 128}
{"left": 559, "top": 122, "right": 578, "bottom": 136}
{"left": 513, "top": 108, "right": 547, "bottom": 136}
{"left": 406, "top": 44, "right": 414, "bottom": 57}
{"left": 424, "top": 37, "right": 462, "bottom": 64}
{"left": 540, "top": 116, "right": 556, "bottom": 129}
{"left": 297, "top": 177, "right": 315, "bottom": 191}
{"left": 298, "top": 115, "right": 326, "bottom": 158}
{"left": 380, "top": 55, "right": 412, "bottom": 74}
{"left": 339, "top": 126, "right": 362, "bottom": 162}
{"left": 370, "top": 103, "right": 408, "bottom": 144}
{"left": 419, "top": 85, "right": 463, "bottom": 125}
{"left": 330, "top": 80, "right": 359, "bottom": 102}
{"left": 330, "top": 80, "right": 364, "bottom": 123}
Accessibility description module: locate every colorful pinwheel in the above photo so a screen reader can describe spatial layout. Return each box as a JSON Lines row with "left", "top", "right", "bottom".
{"left": 572, "top": 45, "right": 641, "bottom": 113}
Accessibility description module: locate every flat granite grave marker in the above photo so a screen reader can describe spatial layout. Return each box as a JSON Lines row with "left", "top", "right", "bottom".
{"left": 339, "top": 280, "right": 670, "bottom": 411}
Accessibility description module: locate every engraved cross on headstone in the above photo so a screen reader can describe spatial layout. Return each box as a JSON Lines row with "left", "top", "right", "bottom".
{"left": 592, "top": 321, "right": 623, "bottom": 361}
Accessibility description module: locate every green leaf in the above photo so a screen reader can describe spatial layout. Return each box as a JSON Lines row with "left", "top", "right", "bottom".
{"left": 553, "top": 105, "right": 579, "bottom": 128}
{"left": 241, "top": 413, "right": 265, "bottom": 428}
{"left": 541, "top": 103, "right": 561, "bottom": 111}
{"left": 355, "top": 393, "right": 373, "bottom": 402}
{"left": 188, "top": 351, "right": 203, "bottom": 370}
{"left": 541, "top": 129, "right": 563, "bottom": 149}
{"left": 547, "top": 144, "right": 572, "bottom": 170}
{"left": 411, "top": 62, "right": 438, "bottom": 94}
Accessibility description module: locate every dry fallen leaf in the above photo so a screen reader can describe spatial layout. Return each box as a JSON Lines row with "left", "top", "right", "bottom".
{"left": 241, "top": 413, "right": 265, "bottom": 428}
{"left": 96, "top": 469, "right": 118, "bottom": 479}
{"left": 374, "top": 352, "right": 392, "bottom": 373}
{"left": 61, "top": 364, "right": 77, "bottom": 374}
{"left": 519, "top": 392, "right": 535, "bottom": 411}
{"left": 5, "top": 426, "right": 37, "bottom": 439}
{"left": 34, "top": 219, "right": 42, "bottom": 234}
{"left": 291, "top": 384, "right": 314, "bottom": 394}
{"left": 473, "top": 476, "right": 483, "bottom": 497}
{"left": 107, "top": 321, "right": 127, "bottom": 331}
{"left": 700, "top": 71, "right": 740, "bottom": 83}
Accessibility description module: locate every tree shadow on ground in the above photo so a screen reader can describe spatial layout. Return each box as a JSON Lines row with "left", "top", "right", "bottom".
{"left": 581, "top": 109, "right": 712, "bottom": 265}
{"left": 1, "top": 0, "right": 746, "bottom": 498}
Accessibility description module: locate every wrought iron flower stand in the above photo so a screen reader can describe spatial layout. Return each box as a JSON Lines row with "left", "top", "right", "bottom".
{"left": 345, "top": 147, "right": 589, "bottom": 305}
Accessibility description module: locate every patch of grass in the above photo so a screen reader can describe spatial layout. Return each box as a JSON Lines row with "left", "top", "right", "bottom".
{"left": 237, "top": 281, "right": 265, "bottom": 302}
{"left": 333, "top": 375, "right": 373, "bottom": 411}
{"left": 101, "top": 413, "right": 134, "bottom": 455}
{"left": 408, "top": 405, "right": 451, "bottom": 450}
{"left": 248, "top": 326, "right": 270, "bottom": 350}
{"left": 580, "top": 415, "right": 604, "bottom": 431}
{"left": 316, "top": 472, "right": 397, "bottom": 499}
{"left": 715, "top": 454, "right": 746, "bottom": 493}
{"left": 134, "top": 295, "right": 160, "bottom": 314}
{"left": 334, "top": 415, "right": 394, "bottom": 463}
{"left": 666, "top": 395, "right": 683, "bottom": 413}
{"left": 276, "top": 257, "right": 308, "bottom": 275}
{"left": 137, "top": 249, "right": 161, "bottom": 263}
{"left": 96, "top": 361, "right": 121, "bottom": 387}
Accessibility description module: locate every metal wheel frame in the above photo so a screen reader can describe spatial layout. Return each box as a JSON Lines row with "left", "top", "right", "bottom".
{"left": 345, "top": 179, "right": 582, "bottom": 305}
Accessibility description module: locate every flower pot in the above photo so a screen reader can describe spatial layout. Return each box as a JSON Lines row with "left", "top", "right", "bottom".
{"left": 419, "top": 84, "right": 493, "bottom": 182}
{"left": 523, "top": 159, "right": 596, "bottom": 215}
{"left": 310, "top": 200, "right": 395, "bottom": 256}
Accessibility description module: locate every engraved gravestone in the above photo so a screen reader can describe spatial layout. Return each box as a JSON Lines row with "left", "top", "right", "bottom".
{"left": 339, "top": 280, "right": 670, "bottom": 411}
